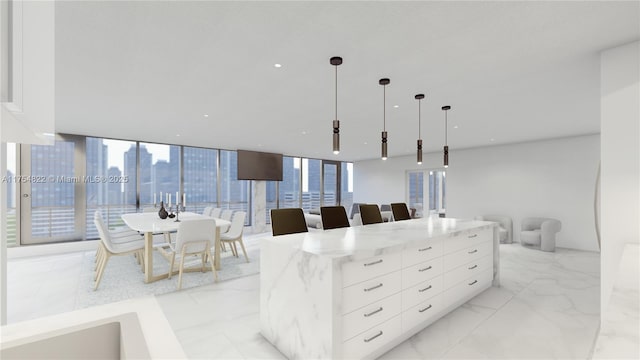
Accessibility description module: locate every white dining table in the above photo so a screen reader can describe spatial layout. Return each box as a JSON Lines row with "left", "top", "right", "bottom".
{"left": 121, "top": 212, "right": 231, "bottom": 283}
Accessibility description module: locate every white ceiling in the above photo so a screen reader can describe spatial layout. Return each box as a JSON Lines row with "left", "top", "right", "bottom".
{"left": 55, "top": 1, "right": 640, "bottom": 161}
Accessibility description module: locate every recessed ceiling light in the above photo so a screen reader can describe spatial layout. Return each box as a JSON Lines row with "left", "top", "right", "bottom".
{"left": 301, "top": 131, "right": 307, "bottom": 135}
{"left": 42, "top": 132, "right": 55, "bottom": 137}
{"left": 393, "top": 105, "right": 399, "bottom": 108}
{"left": 176, "top": 134, "right": 181, "bottom": 137}
{"left": 274, "top": 63, "right": 282, "bottom": 68}
{"left": 453, "top": 125, "right": 458, "bottom": 129}
{"left": 490, "top": 138, "right": 495, "bottom": 142}
{"left": 364, "top": 142, "right": 368, "bottom": 145}
{"left": 203, "top": 114, "right": 209, "bottom": 118}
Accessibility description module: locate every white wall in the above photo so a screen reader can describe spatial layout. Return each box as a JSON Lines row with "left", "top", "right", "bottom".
{"left": 354, "top": 134, "right": 601, "bottom": 252}
{"left": 600, "top": 41, "right": 640, "bottom": 314}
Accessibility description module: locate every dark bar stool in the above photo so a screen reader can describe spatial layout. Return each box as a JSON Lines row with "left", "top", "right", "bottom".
{"left": 359, "top": 204, "right": 383, "bottom": 225}
{"left": 270, "top": 208, "right": 308, "bottom": 236}
{"left": 320, "top": 206, "right": 350, "bottom": 230}
{"left": 391, "top": 203, "right": 411, "bottom": 221}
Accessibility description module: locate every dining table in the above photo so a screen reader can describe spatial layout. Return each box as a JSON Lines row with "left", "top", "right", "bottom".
{"left": 121, "top": 212, "right": 231, "bottom": 283}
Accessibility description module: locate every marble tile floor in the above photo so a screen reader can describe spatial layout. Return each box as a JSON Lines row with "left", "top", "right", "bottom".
{"left": 157, "top": 244, "right": 601, "bottom": 359}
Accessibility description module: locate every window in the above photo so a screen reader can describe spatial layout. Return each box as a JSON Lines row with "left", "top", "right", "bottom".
{"left": 301, "top": 158, "right": 321, "bottom": 211}
{"left": 340, "top": 162, "right": 353, "bottom": 212}
{"left": 183, "top": 146, "right": 218, "bottom": 215}
{"left": 6, "top": 143, "right": 17, "bottom": 246}
{"left": 265, "top": 181, "right": 277, "bottom": 224}
{"left": 139, "top": 143, "right": 180, "bottom": 208}
{"left": 279, "top": 156, "right": 300, "bottom": 208}
{"left": 429, "top": 170, "right": 446, "bottom": 215}
{"left": 219, "top": 150, "right": 250, "bottom": 223}
{"left": 408, "top": 171, "right": 424, "bottom": 218}
{"left": 86, "top": 138, "right": 137, "bottom": 239}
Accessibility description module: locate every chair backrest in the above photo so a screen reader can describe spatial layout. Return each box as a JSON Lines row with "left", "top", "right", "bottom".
{"left": 94, "top": 210, "right": 116, "bottom": 251}
{"left": 175, "top": 218, "right": 216, "bottom": 254}
{"left": 271, "top": 208, "right": 308, "bottom": 236}
{"left": 320, "top": 206, "right": 350, "bottom": 230}
{"left": 224, "top": 211, "right": 246, "bottom": 239}
{"left": 391, "top": 203, "right": 411, "bottom": 221}
{"left": 359, "top": 204, "right": 383, "bottom": 225}
{"left": 202, "top": 206, "right": 214, "bottom": 216}
{"left": 349, "top": 203, "right": 365, "bottom": 219}
{"left": 211, "top": 208, "right": 223, "bottom": 219}
{"left": 380, "top": 204, "right": 391, "bottom": 212}
{"left": 221, "top": 209, "right": 234, "bottom": 221}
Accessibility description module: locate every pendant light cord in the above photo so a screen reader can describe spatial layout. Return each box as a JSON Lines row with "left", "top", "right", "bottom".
{"left": 335, "top": 65, "right": 338, "bottom": 120}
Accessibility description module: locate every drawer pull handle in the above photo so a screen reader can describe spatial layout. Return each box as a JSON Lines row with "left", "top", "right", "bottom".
{"left": 419, "top": 304, "right": 433, "bottom": 313}
{"left": 419, "top": 285, "right": 432, "bottom": 292}
{"left": 468, "top": 234, "right": 478, "bottom": 238}
{"left": 418, "top": 266, "right": 433, "bottom": 272}
{"left": 364, "top": 331, "right": 383, "bottom": 343}
{"left": 468, "top": 265, "right": 478, "bottom": 270}
{"left": 418, "top": 246, "right": 433, "bottom": 252}
{"left": 364, "top": 259, "right": 383, "bottom": 267}
{"left": 364, "top": 307, "right": 383, "bottom": 317}
{"left": 468, "top": 280, "right": 478, "bottom": 286}
{"left": 468, "top": 249, "right": 478, "bottom": 254}
{"left": 364, "top": 283, "right": 383, "bottom": 292}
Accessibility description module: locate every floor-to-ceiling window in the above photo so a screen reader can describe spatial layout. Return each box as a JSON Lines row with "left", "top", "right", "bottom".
{"left": 139, "top": 142, "right": 180, "bottom": 209}
{"left": 265, "top": 181, "right": 278, "bottom": 224}
{"left": 6, "top": 143, "right": 17, "bottom": 246}
{"left": 86, "top": 138, "right": 138, "bottom": 239}
{"left": 340, "top": 162, "right": 353, "bottom": 211}
{"left": 183, "top": 146, "right": 218, "bottom": 215}
{"left": 301, "top": 158, "right": 321, "bottom": 211}
{"left": 408, "top": 171, "right": 424, "bottom": 217}
{"left": 219, "top": 150, "right": 250, "bottom": 223}
{"left": 429, "top": 170, "right": 446, "bottom": 215}
{"left": 279, "top": 156, "right": 301, "bottom": 208}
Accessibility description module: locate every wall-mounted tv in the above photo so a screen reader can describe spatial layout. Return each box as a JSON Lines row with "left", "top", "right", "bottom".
{"left": 237, "top": 150, "right": 283, "bottom": 181}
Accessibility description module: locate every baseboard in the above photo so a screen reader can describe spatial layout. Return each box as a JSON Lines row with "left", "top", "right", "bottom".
{"left": 7, "top": 240, "right": 99, "bottom": 259}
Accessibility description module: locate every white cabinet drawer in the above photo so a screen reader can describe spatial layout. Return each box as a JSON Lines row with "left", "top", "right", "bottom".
{"left": 443, "top": 240, "right": 492, "bottom": 271}
{"left": 444, "top": 254, "right": 492, "bottom": 289}
{"left": 402, "top": 294, "right": 442, "bottom": 332}
{"left": 401, "top": 257, "right": 442, "bottom": 289}
{"left": 402, "top": 276, "right": 442, "bottom": 311}
{"left": 343, "top": 315, "right": 402, "bottom": 359}
{"left": 442, "top": 227, "right": 492, "bottom": 255}
{"left": 342, "top": 252, "right": 401, "bottom": 288}
{"left": 342, "top": 271, "right": 401, "bottom": 315}
{"left": 443, "top": 268, "right": 493, "bottom": 307}
{"left": 402, "top": 238, "right": 443, "bottom": 268}
{"left": 342, "top": 293, "right": 401, "bottom": 341}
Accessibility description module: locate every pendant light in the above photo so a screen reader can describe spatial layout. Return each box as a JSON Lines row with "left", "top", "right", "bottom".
{"left": 415, "top": 94, "right": 425, "bottom": 164}
{"left": 442, "top": 105, "right": 451, "bottom": 168}
{"left": 379, "top": 78, "right": 390, "bottom": 160}
{"left": 330, "top": 57, "right": 343, "bottom": 155}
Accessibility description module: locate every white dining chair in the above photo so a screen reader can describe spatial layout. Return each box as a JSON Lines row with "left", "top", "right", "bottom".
{"left": 93, "top": 211, "right": 143, "bottom": 267}
{"left": 211, "top": 208, "right": 223, "bottom": 219}
{"left": 167, "top": 218, "right": 218, "bottom": 289}
{"left": 93, "top": 212, "right": 146, "bottom": 290}
{"left": 221, "top": 209, "right": 234, "bottom": 221}
{"left": 202, "top": 206, "right": 214, "bottom": 217}
{"left": 220, "top": 211, "right": 249, "bottom": 262}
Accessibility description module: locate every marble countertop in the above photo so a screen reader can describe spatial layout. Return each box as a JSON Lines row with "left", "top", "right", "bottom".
{"left": 262, "top": 217, "right": 496, "bottom": 259}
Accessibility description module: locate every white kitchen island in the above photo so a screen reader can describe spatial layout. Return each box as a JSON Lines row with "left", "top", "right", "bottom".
{"left": 260, "top": 217, "right": 499, "bottom": 359}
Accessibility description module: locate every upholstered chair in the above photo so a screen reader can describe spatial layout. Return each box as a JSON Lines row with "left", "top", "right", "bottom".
{"left": 520, "top": 217, "right": 562, "bottom": 252}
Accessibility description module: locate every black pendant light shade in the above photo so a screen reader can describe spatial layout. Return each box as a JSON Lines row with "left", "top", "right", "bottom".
{"left": 415, "top": 94, "right": 425, "bottom": 164}
{"left": 331, "top": 57, "right": 342, "bottom": 155}
{"left": 442, "top": 105, "right": 451, "bottom": 168}
{"left": 380, "top": 78, "right": 390, "bottom": 160}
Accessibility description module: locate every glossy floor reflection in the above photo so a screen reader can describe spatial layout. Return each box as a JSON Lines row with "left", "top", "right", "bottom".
{"left": 157, "top": 244, "right": 600, "bottom": 359}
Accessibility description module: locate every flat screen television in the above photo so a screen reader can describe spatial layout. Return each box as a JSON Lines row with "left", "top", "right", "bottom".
{"left": 237, "top": 150, "right": 283, "bottom": 181}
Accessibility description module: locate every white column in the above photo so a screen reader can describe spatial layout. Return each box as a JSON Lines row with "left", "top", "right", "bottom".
{"left": 600, "top": 40, "right": 640, "bottom": 315}
{"left": 252, "top": 180, "right": 268, "bottom": 234}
